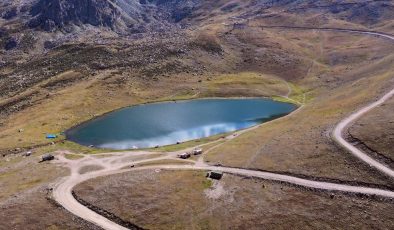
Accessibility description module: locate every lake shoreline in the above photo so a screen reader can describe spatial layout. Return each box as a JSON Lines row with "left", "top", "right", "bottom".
{"left": 65, "top": 97, "right": 298, "bottom": 151}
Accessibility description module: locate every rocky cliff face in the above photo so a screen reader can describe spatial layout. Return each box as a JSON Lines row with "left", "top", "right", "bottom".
{"left": 26, "top": 0, "right": 193, "bottom": 32}
{"left": 28, "top": 0, "right": 122, "bottom": 31}
{"left": 1, "top": 0, "right": 393, "bottom": 52}
{"left": 1, "top": 0, "right": 393, "bottom": 34}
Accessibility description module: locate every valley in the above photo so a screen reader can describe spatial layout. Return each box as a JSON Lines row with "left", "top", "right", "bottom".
{"left": 0, "top": 1, "right": 394, "bottom": 229}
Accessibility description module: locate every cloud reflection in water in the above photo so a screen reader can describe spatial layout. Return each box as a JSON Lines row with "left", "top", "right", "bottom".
{"left": 66, "top": 99, "right": 296, "bottom": 150}
{"left": 99, "top": 121, "right": 255, "bottom": 149}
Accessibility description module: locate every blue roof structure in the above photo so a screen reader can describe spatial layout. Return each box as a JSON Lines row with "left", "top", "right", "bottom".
{"left": 46, "top": 134, "right": 57, "bottom": 139}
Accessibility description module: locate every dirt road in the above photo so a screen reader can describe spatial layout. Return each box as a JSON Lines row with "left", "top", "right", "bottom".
{"left": 329, "top": 29, "right": 394, "bottom": 178}
{"left": 333, "top": 88, "right": 394, "bottom": 178}
{"left": 52, "top": 28, "right": 394, "bottom": 230}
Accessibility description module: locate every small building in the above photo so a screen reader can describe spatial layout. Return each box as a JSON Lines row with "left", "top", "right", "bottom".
{"left": 46, "top": 134, "right": 57, "bottom": 139}
{"left": 178, "top": 152, "right": 191, "bottom": 159}
{"left": 192, "top": 148, "right": 203, "bottom": 155}
{"left": 207, "top": 171, "right": 223, "bottom": 180}
{"left": 41, "top": 154, "right": 54, "bottom": 162}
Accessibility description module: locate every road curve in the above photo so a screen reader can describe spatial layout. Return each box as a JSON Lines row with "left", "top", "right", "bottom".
{"left": 262, "top": 26, "right": 394, "bottom": 41}
{"left": 53, "top": 163, "right": 394, "bottom": 230}
{"left": 328, "top": 30, "right": 394, "bottom": 178}
{"left": 333, "top": 88, "right": 394, "bottom": 178}
{"left": 267, "top": 25, "right": 394, "bottom": 178}
{"left": 53, "top": 176, "right": 129, "bottom": 230}
{"left": 52, "top": 28, "right": 394, "bottom": 230}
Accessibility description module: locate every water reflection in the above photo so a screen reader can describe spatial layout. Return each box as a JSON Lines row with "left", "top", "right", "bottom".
{"left": 99, "top": 121, "right": 256, "bottom": 149}
{"left": 66, "top": 99, "right": 296, "bottom": 150}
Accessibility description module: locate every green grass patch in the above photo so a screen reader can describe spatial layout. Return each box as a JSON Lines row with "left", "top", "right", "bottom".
{"left": 135, "top": 159, "right": 193, "bottom": 167}
{"left": 284, "top": 83, "right": 314, "bottom": 105}
{"left": 201, "top": 140, "right": 226, "bottom": 152}
{"left": 36, "top": 140, "right": 127, "bottom": 155}
{"left": 5, "top": 71, "right": 299, "bottom": 156}
{"left": 152, "top": 133, "right": 226, "bottom": 152}
{"left": 64, "top": 153, "right": 84, "bottom": 160}
{"left": 18, "top": 178, "right": 42, "bottom": 190}
{"left": 153, "top": 90, "right": 198, "bottom": 102}
{"left": 202, "top": 178, "right": 213, "bottom": 189}
{"left": 272, "top": 96, "right": 299, "bottom": 104}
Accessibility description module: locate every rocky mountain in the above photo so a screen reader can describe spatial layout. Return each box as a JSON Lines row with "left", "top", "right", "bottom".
{"left": 283, "top": 0, "right": 394, "bottom": 25}
{"left": 0, "top": 0, "right": 393, "bottom": 75}
{"left": 2, "top": 0, "right": 393, "bottom": 34}
{"left": 23, "top": 0, "right": 202, "bottom": 33}
{"left": 28, "top": 0, "right": 122, "bottom": 32}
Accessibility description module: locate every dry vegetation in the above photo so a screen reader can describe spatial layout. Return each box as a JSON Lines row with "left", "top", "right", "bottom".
{"left": 0, "top": 185, "right": 101, "bottom": 230}
{"left": 0, "top": 150, "right": 101, "bottom": 229}
{"left": 74, "top": 170, "right": 394, "bottom": 229}
{"left": 0, "top": 152, "right": 66, "bottom": 202}
{"left": 0, "top": 71, "right": 289, "bottom": 155}
{"left": 348, "top": 97, "right": 394, "bottom": 168}
{"left": 206, "top": 30, "right": 394, "bottom": 187}
{"left": 1, "top": 0, "right": 394, "bottom": 228}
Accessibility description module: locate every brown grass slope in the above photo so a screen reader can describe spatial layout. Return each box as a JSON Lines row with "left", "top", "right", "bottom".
{"left": 0, "top": 1, "right": 394, "bottom": 228}
{"left": 348, "top": 97, "right": 394, "bottom": 168}
{"left": 206, "top": 29, "right": 394, "bottom": 187}
{"left": 74, "top": 170, "right": 394, "bottom": 230}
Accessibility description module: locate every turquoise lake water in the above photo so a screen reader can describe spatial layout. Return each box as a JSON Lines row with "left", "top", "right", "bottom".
{"left": 66, "top": 98, "right": 296, "bottom": 150}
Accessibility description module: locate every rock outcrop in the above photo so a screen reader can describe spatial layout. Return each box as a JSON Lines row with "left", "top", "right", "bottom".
{"left": 28, "top": 0, "right": 122, "bottom": 31}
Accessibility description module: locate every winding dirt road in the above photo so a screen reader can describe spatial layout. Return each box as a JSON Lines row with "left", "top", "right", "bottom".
{"left": 52, "top": 28, "right": 394, "bottom": 230}
{"left": 333, "top": 88, "right": 394, "bottom": 178}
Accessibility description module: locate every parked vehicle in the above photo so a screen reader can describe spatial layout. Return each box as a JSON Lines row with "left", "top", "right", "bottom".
{"left": 207, "top": 171, "right": 223, "bottom": 180}
{"left": 40, "top": 154, "right": 55, "bottom": 162}
{"left": 178, "top": 152, "right": 191, "bottom": 159}
{"left": 192, "top": 148, "right": 203, "bottom": 155}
